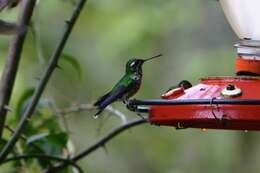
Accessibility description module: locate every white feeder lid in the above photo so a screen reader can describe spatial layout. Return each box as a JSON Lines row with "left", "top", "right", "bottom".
{"left": 220, "top": 0, "right": 260, "bottom": 41}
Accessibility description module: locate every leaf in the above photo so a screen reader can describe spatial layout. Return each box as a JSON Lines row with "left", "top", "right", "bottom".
{"left": 26, "top": 133, "right": 48, "bottom": 144}
{"left": 16, "top": 88, "right": 35, "bottom": 118}
{"left": 0, "top": 138, "right": 7, "bottom": 150}
{"left": 26, "top": 132, "right": 68, "bottom": 168}
{"left": 15, "top": 88, "right": 63, "bottom": 136}
{"left": 39, "top": 118, "right": 61, "bottom": 133}
{"left": 27, "top": 132, "right": 68, "bottom": 155}
{"left": 16, "top": 88, "right": 52, "bottom": 118}
{"left": 45, "top": 132, "right": 68, "bottom": 148}
{"left": 60, "top": 53, "right": 82, "bottom": 79}
{"left": 58, "top": 167, "right": 71, "bottom": 173}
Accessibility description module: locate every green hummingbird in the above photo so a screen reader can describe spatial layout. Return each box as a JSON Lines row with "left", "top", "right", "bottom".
{"left": 94, "top": 54, "right": 162, "bottom": 118}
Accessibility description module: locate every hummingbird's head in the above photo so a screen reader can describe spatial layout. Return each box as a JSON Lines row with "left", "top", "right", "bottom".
{"left": 125, "top": 54, "right": 162, "bottom": 74}
{"left": 126, "top": 59, "right": 144, "bottom": 73}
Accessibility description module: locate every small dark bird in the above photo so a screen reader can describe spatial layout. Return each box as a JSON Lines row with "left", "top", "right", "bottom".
{"left": 94, "top": 54, "right": 162, "bottom": 118}
{"left": 166, "top": 80, "right": 192, "bottom": 92}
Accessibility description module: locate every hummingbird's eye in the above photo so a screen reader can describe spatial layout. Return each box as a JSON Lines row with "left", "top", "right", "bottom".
{"left": 130, "top": 61, "right": 136, "bottom": 67}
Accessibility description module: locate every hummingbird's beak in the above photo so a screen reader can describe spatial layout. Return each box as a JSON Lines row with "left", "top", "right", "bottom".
{"left": 143, "top": 53, "right": 162, "bottom": 62}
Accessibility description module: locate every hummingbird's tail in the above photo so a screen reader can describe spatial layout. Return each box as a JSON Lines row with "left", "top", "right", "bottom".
{"left": 93, "top": 92, "right": 111, "bottom": 119}
{"left": 93, "top": 108, "right": 104, "bottom": 119}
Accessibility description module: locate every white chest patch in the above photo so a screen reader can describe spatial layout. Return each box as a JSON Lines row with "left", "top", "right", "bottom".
{"left": 131, "top": 74, "right": 140, "bottom": 81}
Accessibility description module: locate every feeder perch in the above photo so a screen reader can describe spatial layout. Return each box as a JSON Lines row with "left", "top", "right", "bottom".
{"left": 129, "top": 0, "right": 260, "bottom": 131}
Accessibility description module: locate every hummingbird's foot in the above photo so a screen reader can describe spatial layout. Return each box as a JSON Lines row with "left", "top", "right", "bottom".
{"left": 126, "top": 103, "right": 138, "bottom": 112}
{"left": 136, "top": 113, "right": 145, "bottom": 120}
{"left": 122, "top": 99, "right": 129, "bottom": 105}
{"left": 124, "top": 101, "right": 145, "bottom": 119}
{"left": 123, "top": 99, "right": 138, "bottom": 112}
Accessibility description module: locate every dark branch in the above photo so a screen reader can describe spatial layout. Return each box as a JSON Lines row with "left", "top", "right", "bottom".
{"left": 0, "top": 0, "right": 37, "bottom": 138}
{"left": 44, "top": 118, "right": 148, "bottom": 173}
{"left": 1, "top": 154, "right": 84, "bottom": 173}
{"left": 0, "top": 0, "right": 87, "bottom": 162}
{"left": 72, "top": 118, "right": 148, "bottom": 161}
{"left": 56, "top": 103, "right": 127, "bottom": 124}
{"left": 4, "top": 125, "right": 45, "bottom": 153}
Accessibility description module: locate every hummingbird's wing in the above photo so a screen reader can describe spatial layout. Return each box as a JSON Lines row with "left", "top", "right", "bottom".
{"left": 100, "top": 85, "right": 130, "bottom": 107}
{"left": 94, "top": 84, "right": 132, "bottom": 118}
{"left": 94, "top": 74, "right": 137, "bottom": 118}
{"left": 94, "top": 75, "right": 129, "bottom": 107}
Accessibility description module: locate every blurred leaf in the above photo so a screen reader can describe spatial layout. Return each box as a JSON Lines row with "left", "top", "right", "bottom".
{"left": 15, "top": 88, "right": 56, "bottom": 136}
{"left": 45, "top": 132, "right": 68, "bottom": 148}
{"left": 0, "top": 139, "right": 7, "bottom": 150}
{"left": 16, "top": 88, "right": 53, "bottom": 118}
{"left": 41, "top": 118, "right": 61, "bottom": 134}
{"left": 60, "top": 53, "right": 82, "bottom": 79}
{"left": 26, "top": 132, "right": 68, "bottom": 168}
{"left": 56, "top": 167, "right": 71, "bottom": 173}
{"left": 27, "top": 133, "right": 48, "bottom": 144}
{"left": 27, "top": 132, "right": 68, "bottom": 155}
{"left": 15, "top": 88, "right": 38, "bottom": 136}
{"left": 16, "top": 88, "right": 35, "bottom": 118}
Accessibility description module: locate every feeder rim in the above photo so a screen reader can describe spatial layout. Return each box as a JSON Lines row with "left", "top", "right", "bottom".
{"left": 200, "top": 76, "right": 260, "bottom": 81}
{"left": 129, "top": 99, "right": 260, "bottom": 106}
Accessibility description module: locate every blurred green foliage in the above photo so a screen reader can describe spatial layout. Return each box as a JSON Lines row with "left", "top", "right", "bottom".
{"left": 0, "top": 0, "right": 260, "bottom": 173}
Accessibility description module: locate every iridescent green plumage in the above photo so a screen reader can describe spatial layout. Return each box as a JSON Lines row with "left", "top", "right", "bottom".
{"left": 94, "top": 54, "right": 162, "bottom": 118}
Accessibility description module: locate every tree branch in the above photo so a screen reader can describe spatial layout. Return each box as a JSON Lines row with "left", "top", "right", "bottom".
{"left": 57, "top": 103, "right": 127, "bottom": 124}
{"left": 0, "top": 0, "right": 87, "bottom": 162}
{"left": 44, "top": 118, "right": 148, "bottom": 173}
{"left": 1, "top": 154, "right": 84, "bottom": 173}
{"left": 105, "top": 106, "right": 127, "bottom": 124}
{"left": 4, "top": 125, "right": 45, "bottom": 153}
{"left": 57, "top": 103, "right": 95, "bottom": 115}
{"left": 0, "top": 0, "right": 37, "bottom": 138}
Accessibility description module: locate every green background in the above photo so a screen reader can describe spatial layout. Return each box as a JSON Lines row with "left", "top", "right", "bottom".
{"left": 1, "top": 0, "right": 259, "bottom": 172}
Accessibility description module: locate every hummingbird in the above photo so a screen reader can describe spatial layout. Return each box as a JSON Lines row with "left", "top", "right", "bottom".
{"left": 94, "top": 54, "right": 162, "bottom": 118}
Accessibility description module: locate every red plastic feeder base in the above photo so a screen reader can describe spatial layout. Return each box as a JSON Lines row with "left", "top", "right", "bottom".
{"left": 149, "top": 76, "right": 260, "bottom": 131}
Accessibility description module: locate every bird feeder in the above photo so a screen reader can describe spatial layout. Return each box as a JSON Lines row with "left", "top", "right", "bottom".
{"left": 130, "top": 0, "right": 260, "bottom": 131}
